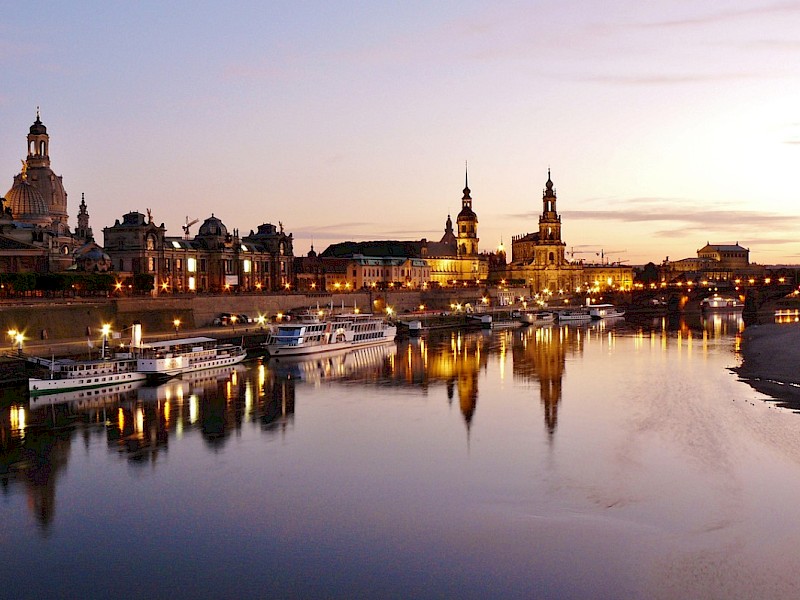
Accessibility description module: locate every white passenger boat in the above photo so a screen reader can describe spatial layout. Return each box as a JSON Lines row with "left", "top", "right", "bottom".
{"left": 469, "top": 314, "right": 493, "bottom": 329}
{"left": 701, "top": 295, "right": 743, "bottom": 311}
{"left": 519, "top": 310, "right": 556, "bottom": 326}
{"left": 587, "top": 304, "right": 626, "bottom": 319}
{"left": 556, "top": 308, "right": 592, "bottom": 322}
{"left": 136, "top": 336, "right": 247, "bottom": 380}
{"left": 28, "top": 354, "right": 146, "bottom": 396}
{"left": 265, "top": 313, "right": 397, "bottom": 357}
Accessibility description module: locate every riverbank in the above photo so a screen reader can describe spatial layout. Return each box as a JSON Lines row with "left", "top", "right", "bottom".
{"left": 735, "top": 322, "right": 800, "bottom": 408}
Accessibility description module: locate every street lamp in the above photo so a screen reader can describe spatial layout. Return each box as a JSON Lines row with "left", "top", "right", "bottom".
{"left": 8, "top": 328, "right": 17, "bottom": 352}
{"left": 15, "top": 332, "right": 23, "bottom": 356}
{"left": 173, "top": 318, "right": 181, "bottom": 337}
{"left": 230, "top": 314, "right": 238, "bottom": 331}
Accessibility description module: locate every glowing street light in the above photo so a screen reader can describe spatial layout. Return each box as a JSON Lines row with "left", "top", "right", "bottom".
{"left": 230, "top": 314, "right": 238, "bottom": 331}
{"left": 14, "top": 332, "right": 24, "bottom": 356}
{"left": 173, "top": 318, "right": 181, "bottom": 337}
{"left": 7, "top": 328, "right": 18, "bottom": 351}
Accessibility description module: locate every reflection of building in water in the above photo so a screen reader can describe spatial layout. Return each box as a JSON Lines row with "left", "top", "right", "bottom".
{"left": 261, "top": 370, "right": 296, "bottom": 433}
{"left": 394, "top": 332, "right": 488, "bottom": 431}
{"left": 1, "top": 362, "right": 299, "bottom": 529}
{"left": 1, "top": 402, "right": 71, "bottom": 531}
{"left": 512, "top": 325, "right": 584, "bottom": 435}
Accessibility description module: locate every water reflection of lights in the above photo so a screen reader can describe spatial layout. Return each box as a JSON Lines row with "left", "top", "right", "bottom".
{"left": 189, "top": 396, "right": 199, "bottom": 424}
{"left": 10, "top": 405, "right": 25, "bottom": 431}
{"left": 775, "top": 309, "right": 800, "bottom": 324}
{"left": 136, "top": 407, "right": 144, "bottom": 435}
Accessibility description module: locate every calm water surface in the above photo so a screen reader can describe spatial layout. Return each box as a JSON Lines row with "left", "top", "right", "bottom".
{"left": 3, "top": 315, "right": 800, "bottom": 599}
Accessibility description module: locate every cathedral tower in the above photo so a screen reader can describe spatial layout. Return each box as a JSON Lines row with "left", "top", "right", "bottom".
{"left": 456, "top": 166, "right": 479, "bottom": 257}
{"left": 23, "top": 110, "right": 69, "bottom": 227}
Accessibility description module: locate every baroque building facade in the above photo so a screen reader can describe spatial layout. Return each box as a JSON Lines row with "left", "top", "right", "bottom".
{"left": 1, "top": 113, "right": 94, "bottom": 272}
{"left": 660, "top": 242, "right": 763, "bottom": 282}
{"left": 103, "top": 212, "right": 294, "bottom": 293}
{"left": 507, "top": 171, "right": 584, "bottom": 293}
{"left": 504, "top": 171, "right": 633, "bottom": 295}
{"left": 307, "top": 172, "right": 490, "bottom": 290}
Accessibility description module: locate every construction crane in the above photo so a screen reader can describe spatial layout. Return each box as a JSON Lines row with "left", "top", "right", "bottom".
{"left": 182, "top": 216, "right": 199, "bottom": 239}
{"left": 598, "top": 249, "right": 627, "bottom": 265}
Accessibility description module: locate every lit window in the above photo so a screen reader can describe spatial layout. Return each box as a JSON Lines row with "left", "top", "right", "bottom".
{"left": 187, "top": 258, "right": 196, "bottom": 273}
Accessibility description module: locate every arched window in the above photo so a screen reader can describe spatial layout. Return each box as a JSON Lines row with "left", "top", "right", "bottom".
{"left": 549, "top": 252, "right": 555, "bottom": 263}
{"left": 39, "top": 141, "right": 46, "bottom": 155}
{"left": 146, "top": 235, "right": 155, "bottom": 250}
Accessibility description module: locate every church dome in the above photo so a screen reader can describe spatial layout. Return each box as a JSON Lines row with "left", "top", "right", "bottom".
{"left": 74, "top": 242, "right": 111, "bottom": 272}
{"left": 198, "top": 215, "right": 228, "bottom": 237}
{"left": 5, "top": 176, "right": 50, "bottom": 224}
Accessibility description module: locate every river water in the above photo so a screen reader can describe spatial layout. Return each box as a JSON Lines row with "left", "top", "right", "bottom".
{"left": 2, "top": 315, "right": 800, "bottom": 599}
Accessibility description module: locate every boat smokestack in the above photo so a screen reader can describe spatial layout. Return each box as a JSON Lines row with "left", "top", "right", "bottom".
{"left": 131, "top": 321, "right": 142, "bottom": 349}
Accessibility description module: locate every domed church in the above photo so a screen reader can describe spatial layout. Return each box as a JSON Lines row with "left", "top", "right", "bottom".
{"left": 1, "top": 111, "right": 93, "bottom": 272}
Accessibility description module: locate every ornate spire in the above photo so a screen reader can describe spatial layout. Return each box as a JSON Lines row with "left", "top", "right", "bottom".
{"left": 463, "top": 161, "right": 471, "bottom": 199}
{"left": 544, "top": 168, "right": 555, "bottom": 199}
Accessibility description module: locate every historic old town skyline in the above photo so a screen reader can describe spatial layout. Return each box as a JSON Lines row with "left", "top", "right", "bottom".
{"left": 3, "top": 1, "right": 800, "bottom": 265}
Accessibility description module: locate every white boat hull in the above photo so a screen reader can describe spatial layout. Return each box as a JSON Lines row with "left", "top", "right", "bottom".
{"left": 29, "top": 370, "right": 147, "bottom": 395}
{"left": 520, "top": 311, "right": 556, "bottom": 326}
{"left": 557, "top": 310, "right": 592, "bottom": 322}
{"left": 267, "top": 334, "right": 396, "bottom": 358}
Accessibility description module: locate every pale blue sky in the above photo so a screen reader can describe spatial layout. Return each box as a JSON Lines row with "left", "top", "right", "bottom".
{"left": 3, "top": 1, "right": 800, "bottom": 264}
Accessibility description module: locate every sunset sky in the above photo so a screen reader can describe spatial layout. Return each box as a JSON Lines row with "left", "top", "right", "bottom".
{"left": 2, "top": 1, "right": 800, "bottom": 265}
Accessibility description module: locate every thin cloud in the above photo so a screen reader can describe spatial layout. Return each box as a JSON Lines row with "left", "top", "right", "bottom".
{"left": 637, "top": 3, "right": 800, "bottom": 29}
{"left": 561, "top": 207, "right": 800, "bottom": 230}
{"left": 582, "top": 72, "right": 761, "bottom": 86}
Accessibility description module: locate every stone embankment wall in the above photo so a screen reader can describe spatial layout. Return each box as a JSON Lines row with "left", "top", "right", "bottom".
{"left": 0, "top": 288, "right": 487, "bottom": 342}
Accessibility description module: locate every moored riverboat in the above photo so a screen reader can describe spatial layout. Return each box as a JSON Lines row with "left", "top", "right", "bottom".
{"left": 556, "top": 308, "right": 592, "bottom": 322}
{"left": 265, "top": 313, "right": 397, "bottom": 357}
{"left": 587, "top": 304, "right": 626, "bottom": 319}
{"left": 27, "top": 354, "right": 147, "bottom": 396}
{"left": 701, "top": 295, "right": 743, "bottom": 312}
{"left": 136, "top": 336, "right": 247, "bottom": 381}
{"left": 520, "top": 310, "right": 556, "bottom": 326}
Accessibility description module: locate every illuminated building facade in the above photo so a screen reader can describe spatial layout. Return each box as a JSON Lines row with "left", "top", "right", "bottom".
{"left": 507, "top": 171, "right": 585, "bottom": 293}
{"left": 662, "top": 242, "right": 763, "bottom": 282}
{"left": 1, "top": 113, "right": 94, "bottom": 272}
{"left": 103, "top": 213, "right": 294, "bottom": 293}
{"left": 504, "top": 171, "right": 633, "bottom": 294}
{"left": 313, "top": 173, "right": 490, "bottom": 288}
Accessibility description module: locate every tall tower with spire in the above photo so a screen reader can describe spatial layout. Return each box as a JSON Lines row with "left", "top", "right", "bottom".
{"left": 75, "top": 193, "right": 93, "bottom": 241}
{"left": 538, "top": 169, "right": 563, "bottom": 249}
{"left": 21, "top": 109, "right": 69, "bottom": 227}
{"left": 456, "top": 165, "right": 479, "bottom": 257}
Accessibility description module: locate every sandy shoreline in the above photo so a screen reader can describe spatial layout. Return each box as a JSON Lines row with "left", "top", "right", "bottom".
{"left": 735, "top": 322, "right": 800, "bottom": 407}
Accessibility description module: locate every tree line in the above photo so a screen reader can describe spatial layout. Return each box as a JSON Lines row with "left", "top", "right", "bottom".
{"left": 0, "top": 273, "right": 155, "bottom": 297}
